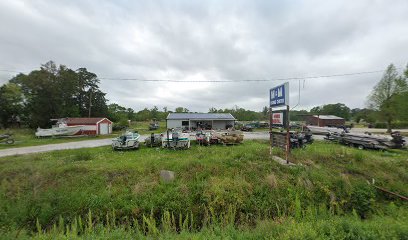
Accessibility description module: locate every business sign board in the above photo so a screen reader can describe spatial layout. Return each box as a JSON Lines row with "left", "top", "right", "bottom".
{"left": 272, "top": 112, "right": 284, "bottom": 125}
{"left": 270, "top": 82, "right": 289, "bottom": 107}
{"left": 271, "top": 111, "right": 288, "bottom": 127}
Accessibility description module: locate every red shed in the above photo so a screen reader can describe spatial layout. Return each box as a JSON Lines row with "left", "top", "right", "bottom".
{"left": 306, "top": 115, "right": 345, "bottom": 127}
{"left": 66, "top": 118, "right": 113, "bottom": 135}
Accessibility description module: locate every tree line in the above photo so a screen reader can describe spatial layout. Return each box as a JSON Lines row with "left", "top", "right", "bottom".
{"left": 0, "top": 61, "right": 108, "bottom": 128}
{"left": 0, "top": 62, "right": 407, "bottom": 131}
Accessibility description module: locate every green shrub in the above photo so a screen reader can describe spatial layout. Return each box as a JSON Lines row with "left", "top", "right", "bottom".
{"left": 391, "top": 121, "right": 408, "bottom": 129}
{"left": 374, "top": 122, "right": 387, "bottom": 128}
{"left": 374, "top": 121, "right": 408, "bottom": 129}
{"left": 353, "top": 151, "right": 364, "bottom": 162}
{"left": 112, "top": 119, "right": 129, "bottom": 131}
{"left": 349, "top": 183, "right": 375, "bottom": 218}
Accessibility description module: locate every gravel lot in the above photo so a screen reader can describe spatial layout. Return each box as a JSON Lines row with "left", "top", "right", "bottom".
{"left": 0, "top": 132, "right": 265, "bottom": 158}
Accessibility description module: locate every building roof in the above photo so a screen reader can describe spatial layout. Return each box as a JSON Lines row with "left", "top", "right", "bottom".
{"left": 312, "top": 115, "right": 344, "bottom": 120}
{"left": 66, "top": 117, "right": 112, "bottom": 125}
{"left": 167, "top": 113, "right": 236, "bottom": 120}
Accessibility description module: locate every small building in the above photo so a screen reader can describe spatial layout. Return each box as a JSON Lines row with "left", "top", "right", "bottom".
{"left": 66, "top": 117, "right": 113, "bottom": 135}
{"left": 166, "top": 113, "right": 236, "bottom": 130}
{"left": 306, "top": 115, "right": 345, "bottom": 127}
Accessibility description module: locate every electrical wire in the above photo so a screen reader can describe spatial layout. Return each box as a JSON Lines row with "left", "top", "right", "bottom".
{"left": 0, "top": 68, "right": 396, "bottom": 83}
{"left": 97, "top": 69, "right": 387, "bottom": 82}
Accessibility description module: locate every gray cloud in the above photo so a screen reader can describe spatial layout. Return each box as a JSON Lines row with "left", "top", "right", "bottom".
{"left": 1, "top": 0, "right": 407, "bottom": 112}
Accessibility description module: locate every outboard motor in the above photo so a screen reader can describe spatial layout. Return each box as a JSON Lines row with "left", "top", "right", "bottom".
{"left": 172, "top": 132, "right": 179, "bottom": 142}
{"left": 120, "top": 135, "right": 127, "bottom": 145}
{"left": 391, "top": 131, "right": 405, "bottom": 148}
{"left": 150, "top": 133, "right": 155, "bottom": 147}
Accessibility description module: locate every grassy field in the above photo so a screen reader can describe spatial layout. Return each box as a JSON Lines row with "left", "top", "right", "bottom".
{"left": 0, "top": 140, "right": 407, "bottom": 238}
{"left": 128, "top": 121, "right": 167, "bottom": 135}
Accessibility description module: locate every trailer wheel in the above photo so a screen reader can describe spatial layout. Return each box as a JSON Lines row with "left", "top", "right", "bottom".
{"left": 6, "top": 139, "right": 14, "bottom": 144}
{"left": 358, "top": 145, "right": 364, "bottom": 150}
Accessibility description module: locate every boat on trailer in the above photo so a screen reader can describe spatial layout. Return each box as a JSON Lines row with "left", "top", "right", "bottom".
{"left": 212, "top": 129, "right": 244, "bottom": 145}
{"left": 306, "top": 125, "right": 348, "bottom": 135}
{"left": 162, "top": 130, "right": 190, "bottom": 149}
{"left": 35, "top": 119, "right": 84, "bottom": 137}
{"left": 325, "top": 131, "right": 405, "bottom": 150}
{"left": 112, "top": 131, "right": 141, "bottom": 150}
{"left": 144, "top": 133, "right": 163, "bottom": 147}
{"left": 196, "top": 131, "right": 214, "bottom": 146}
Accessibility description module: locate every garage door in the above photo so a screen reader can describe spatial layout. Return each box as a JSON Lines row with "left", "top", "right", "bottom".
{"left": 99, "top": 123, "right": 109, "bottom": 135}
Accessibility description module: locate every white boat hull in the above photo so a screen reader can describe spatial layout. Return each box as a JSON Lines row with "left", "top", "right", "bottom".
{"left": 35, "top": 125, "right": 85, "bottom": 137}
{"left": 307, "top": 125, "right": 346, "bottom": 135}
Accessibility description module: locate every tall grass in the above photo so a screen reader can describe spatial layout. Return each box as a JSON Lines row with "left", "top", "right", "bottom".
{"left": 0, "top": 140, "right": 407, "bottom": 238}
{"left": 3, "top": 202, "right": 407, "bottom": 239}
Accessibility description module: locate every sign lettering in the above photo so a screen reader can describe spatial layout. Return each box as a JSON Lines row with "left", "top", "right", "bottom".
{"left": 272, "top": 113, "right": 283, "bottom": 125}
{"left": 270, "top": 82, "right": 289, "bottom": 107}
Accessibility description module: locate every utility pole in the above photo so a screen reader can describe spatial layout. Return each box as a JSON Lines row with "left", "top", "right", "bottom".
{"left": 88, "top": 90, "right": 92, "bottom": 118}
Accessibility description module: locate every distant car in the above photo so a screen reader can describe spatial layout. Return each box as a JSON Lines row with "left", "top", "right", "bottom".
{"left": 241, "top": 125, "right": 253, "bottom": 132}
{"left": 0, "top": 133, "right": 14, "bottom": 144}
{"left": 149, "top": 123, "right": 159, "bottom": 130}
{"left": 259, "top": 122, "right": 269, "bottom": 128}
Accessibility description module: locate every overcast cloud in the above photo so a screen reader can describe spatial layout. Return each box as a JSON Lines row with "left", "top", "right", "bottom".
{"left": 1, "top": 0, "right": 407, "bottom": 112}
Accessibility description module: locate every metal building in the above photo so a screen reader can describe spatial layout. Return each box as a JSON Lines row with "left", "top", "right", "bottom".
{"left": 166, "top": 113, "right": 236, "bottom": 130}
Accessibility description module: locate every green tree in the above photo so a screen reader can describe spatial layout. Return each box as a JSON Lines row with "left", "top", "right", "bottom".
{"left": 393, "top": 64, "right": 408, "bottom": 121}
{"left": 107, "top": 103, "right": 128, "bottom": 122}
{"left": 262, "top": 106, "right": 269, "bottom": 119}
{"left": 351, "top": 108, "right": 376, "bottom": 123}
{"left": 367, "top": 64, "right": 408, "bottom": 132}
{"left": 151, "top": 106, "right": 159, "bottom": 119}
{"left": 290, "top": 110, "right": 309, "bottom": 121}
{"left": 0, "top": 83, "right": 24, "bottom": 128}
{"left": 10, "top": 61, "right": 108, "bottom": 127}
{"left": 135, "top": 108, "right": 151, "bottom": 121}
{"left": 208, "top": 107, "right": 217, "bottom": 113}
{"left": 175, "top": 107, "right": 189, "bottom": 113}
{"left": 310, "top": 103, "right": 351, "bottom": 120}
{"left": 76, "top": 67, "right": 108, "bottom": 117}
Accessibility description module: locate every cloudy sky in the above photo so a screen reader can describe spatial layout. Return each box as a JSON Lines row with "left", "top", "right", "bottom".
{"left": 0, "top": 0, "right": 407, "bottom": 112}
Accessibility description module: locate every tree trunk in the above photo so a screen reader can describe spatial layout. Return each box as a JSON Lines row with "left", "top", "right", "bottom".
{"left": 386, "top": 119, "right": 392, "bottom": 133}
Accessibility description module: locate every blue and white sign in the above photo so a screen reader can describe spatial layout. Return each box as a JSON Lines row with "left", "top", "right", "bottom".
{"left": 270, "top": 82, "right": 289, "bottom": 107}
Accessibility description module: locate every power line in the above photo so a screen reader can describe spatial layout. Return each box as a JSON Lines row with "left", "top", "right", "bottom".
{"left": 0, "top": 69, "right": 25, "bottom": 73}
{"left": 98, "top": 69, "right": 387, "bottom": 82}
{"left": 0, "top": 67, "right": 395, "bottom": 83}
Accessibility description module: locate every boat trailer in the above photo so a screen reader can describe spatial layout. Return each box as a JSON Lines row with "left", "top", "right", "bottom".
{"left": 325, "top": 131, "right": 405, "bottom": 150}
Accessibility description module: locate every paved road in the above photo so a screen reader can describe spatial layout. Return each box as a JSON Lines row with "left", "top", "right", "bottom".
{"left": 1, "top": 129, "right": 406, "bottom": 158}
{"left": 0, "top": 138, "right": 116, "bottom": 158}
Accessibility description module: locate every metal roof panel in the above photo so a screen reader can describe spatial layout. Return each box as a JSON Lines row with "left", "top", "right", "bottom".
{"left": 167, "top": 113, "right": 236, "bottom": 120}
{"left": 312, "top": 115, "right": 344, "bottom": 120}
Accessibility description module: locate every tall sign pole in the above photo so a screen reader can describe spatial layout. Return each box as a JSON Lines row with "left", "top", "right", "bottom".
{"left": 269, "top": 82, "right": 290, "bottom": 163}
{"left": 286, "top": 105, "right": 290, "bottom": 164}
{"left": 269, "top": 106, "right": 273, "bottom": 155}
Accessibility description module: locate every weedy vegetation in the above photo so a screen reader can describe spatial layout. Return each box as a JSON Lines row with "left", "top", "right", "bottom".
{"left": 0, "top": 140, "right": 407, "bottom": 238}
